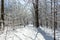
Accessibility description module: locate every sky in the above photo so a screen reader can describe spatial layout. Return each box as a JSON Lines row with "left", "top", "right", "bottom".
{"left": 4, "top": 0, "right": 26, "bottom": 7}
{"left": 20, "top": 0, "right": 25, "bottom": 5}
{"left": 3, "top": 0, "right": 60, "bottom": 8}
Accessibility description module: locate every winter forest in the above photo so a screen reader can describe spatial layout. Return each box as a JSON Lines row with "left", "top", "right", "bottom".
{"left": 0, "top": 0, "right": 60, "bottom": 40}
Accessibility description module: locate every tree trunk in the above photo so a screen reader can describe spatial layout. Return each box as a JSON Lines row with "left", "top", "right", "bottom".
{"left": 50, "top": 0, "right": 53, "bottom": 29}
{"left": 1, "top": 0, "right": 4, "bottom": 30}
{"left": 33, "top": 0, "right": 39, "bottom": 28}
{"left": 54, "top": 0, "right": 58, "bottom": 40}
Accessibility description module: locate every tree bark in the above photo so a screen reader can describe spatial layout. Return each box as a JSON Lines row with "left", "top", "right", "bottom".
{"left": 1, "top": 0, "right": 4, "bottom": 30}
{"left": 33, "top": 0, "right": 39, "bottom": 28}
{"left": 54, "top": 0, "right": 58, "bottom": 40}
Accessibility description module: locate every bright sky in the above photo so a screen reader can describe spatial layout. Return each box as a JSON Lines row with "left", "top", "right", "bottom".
{"left": 20, "top": 0, "right": 26, "bottom": 5}
{"left": 4, "top": 0, "right": 26, "bottom": 6}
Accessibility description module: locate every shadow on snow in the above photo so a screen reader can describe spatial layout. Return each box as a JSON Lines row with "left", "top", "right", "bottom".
{"left": 37, "top": 27, "right": 54, "bottom": 40}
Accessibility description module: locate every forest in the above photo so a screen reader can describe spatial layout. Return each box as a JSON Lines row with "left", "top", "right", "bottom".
{"left": 0, "top": 0, "right": 60, "bottom": 40}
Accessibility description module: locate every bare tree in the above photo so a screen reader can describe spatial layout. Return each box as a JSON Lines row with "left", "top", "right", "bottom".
{"left": 44, "top": 0, "right": 48, "bottom": 27}
{"left": 54, "top": 0, "right": 58, "bottom": 40}
{"left": 50, "top": 0, "right": 53, "bottom": 28}
{"left": 39, "top": 2, "right": 42, "bottom": 27}
{"left": 1, "top": 0, "right": 4, "bottom": 30}
{"left": 32, "top": 0, "right": 39, "bottom": 28}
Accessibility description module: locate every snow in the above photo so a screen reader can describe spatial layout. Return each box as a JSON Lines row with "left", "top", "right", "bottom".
{"left": 37, "top": 27, "right": 54, "bottom": 40}
{"left": 0, "top": 24, "right": 60, "bottom": 40}
{"left": 0, "top": 24, "right": 45, "bottom": 40}
{"left": 40, "top": 26, "right": 60, "bottom": 40}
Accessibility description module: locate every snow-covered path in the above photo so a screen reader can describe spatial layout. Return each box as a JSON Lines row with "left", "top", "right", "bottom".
{"left": 1, "top": 24, "right": 60, "bottom": 40}
{"left": 0, "top": 25, "right": 45, "bottom": 40}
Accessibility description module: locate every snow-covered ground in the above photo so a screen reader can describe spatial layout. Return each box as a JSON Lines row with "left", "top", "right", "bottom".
{"left": 40, "top": 26, "right": 60, "bottom": 40}
{"left": 0, "top": 24, "right": 45, "bottom": 40}
{"left": 0, "top": 24, "right": 60, "bottom": 40}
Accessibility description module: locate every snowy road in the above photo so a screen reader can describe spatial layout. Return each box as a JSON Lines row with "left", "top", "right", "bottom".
{"left": 0, "top": 24, "right": 60, "bottom": 40}
{"left": 0, "top": 25, "right": 45, "bottom": 40}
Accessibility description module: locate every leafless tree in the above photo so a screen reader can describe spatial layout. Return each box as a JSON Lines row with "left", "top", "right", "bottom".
{"left": 1, "top": 0, "right": 4, "bottom": 30}
{"left": 54, "top": 0, "right": 58, "bottom": 40}
{"left": 32, "top": 0, "right": 39, "bottom": 28}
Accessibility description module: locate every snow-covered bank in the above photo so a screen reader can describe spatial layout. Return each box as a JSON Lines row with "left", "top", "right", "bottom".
{"left": 40, "top": 26, "right": 60, "bottom": 40}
